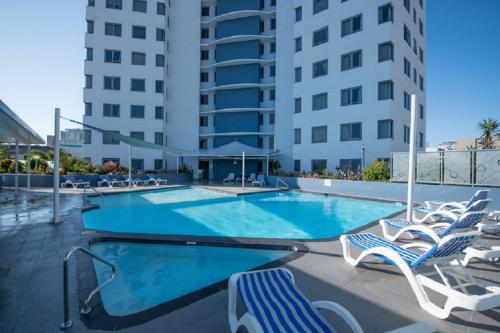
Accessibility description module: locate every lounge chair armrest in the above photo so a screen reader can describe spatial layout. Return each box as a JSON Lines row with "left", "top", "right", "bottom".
{"left": 399, "top": 224, "right": 442, "bottom": 243}
{"left": 236, "top": 313, "right": 264, "bottom": 333}
{"left": 312, "top": 301, "right": 364, "bottom": 333}
{"left": 428, "top": 210, "right": 458, "bottom": 221}
{"left": 401, "top": 242, "right": 435, "bottom": 251}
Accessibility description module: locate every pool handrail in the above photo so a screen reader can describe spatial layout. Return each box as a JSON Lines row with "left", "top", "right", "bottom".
{"left": 276, "top": 177, "right": 290, "bottom": 190}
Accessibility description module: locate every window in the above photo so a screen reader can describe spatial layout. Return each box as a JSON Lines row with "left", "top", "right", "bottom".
{"left": 340, "top": 122, "right": 362, "bottom": 141}
{"left": 404, "top": 91, "right": 410, "bottom": 110}
{"left": 156, "top": 54, "right": 165, "bottom": 67}
{"left": 201, "top": 6, "right": 210, "bottom": 16}
{"left": 270, "top": 42, "right": 276, "bottom": 53}
{"left": 269, "top": 136, "right": 274, "bottom": 149}
{"left": 105, "top": 22, "right": 121, "bottom": 37}
{"left": 155, "top": 106, "right": 164, "bottom": 119}
{"left": 201, "top": 50, "right": 209, "bottom": 60}
{"left": 131, "top": 78, "right": 145, "bottom": 92}
{"left": 258, "top": 137, "right": 264, "bottom": 148}
{"left": 200, "top": 116, "right": 208, "bottom": 127}
{"left": 154, "top": 132, "right": 164, "bottom": 145}
{"left": 419, "top": 132, "right": 424, "bottom": 148}
{"left": 378, "top": 119, "right": 393, "bottom": 139}
{"left": 295, "top": 6, "right": 302, "bottom": 22}
{"left": 133, "top": 0, "right": 147, "bottom": 13}
{"left": 103, "top": 131, "right": 120, "bottom": 145}
{"left": 154, "top": 159, "right": 163, "bottom": 170}
{"left": 270, "top": 89, "right": 275, "bottom": 101}
{"left": 295, "top": 37, "right": 302, "bottom": 52}
{"left": 104, "top": 76, "right": 120, "bottom": 90}
{"left": 130, "top": 131, "right": 144, "bottom": 140}
{"left": 294, "top": 160, "right": 301, "bottom": 172}
{"left": 86, "top": 20, "right": 94, "bottom": 34}
{"left": 419, "top": 104, "right": 424, "bottom": 119}
{"left": 199, "top": 138, "right": 208, "bottom": 149}
{"left": 341, "top": 50, "right": 362, "bottom": 71}
{"left": 419, "top": 48, "right": 424, "bottom": 63}
{"left": 378, "top": 80, "right": 393, "bottom": 100}
{"left": 413, "top": 8, "right": 417, "bottom": 23}
{"left": 155, "top": 80, "right": 164, "bottom": 93}
{"left": 312, "top": 159, "right": 327, "bottom": 172}
{"left": 311, "top": 126, "right": 327, "bottom": 143}
{"left": 201, "top": 28, "right": 209, "bottom": 39}
{"left": 378, "top": 42, "right": 393, "bottom": 62}
{"left": 84, "top": 102, "right": 92, "bottom": 116}
{"left": 131, "top": 159, "right": 144, "bottom": 170}
{"left": 103, "top": 104, "right": 120, "bottom": 117}
{"left": 269, "top": 113, "right": 275, "bottom": 125}
{"left": 83, "top": 130, "right": 91, "bottom": 144}
{"left": 157, "top": 28, "right": 165, "bottom": 41}
{"left": 339, "top": 159, "right": 361, "bottom": 172}
{"left": 294, "top": 67, "right": 302, "bottom": 82}
{"left": 132, "top": 26, "right": 146, "bottom": 39}
{"left": 131, "top": 52, "right": 146, "bottom": 65}
{"left": 106, "top": 0, "right": 122, "bottom": 9}
{"left": 404, "top": 0, "right": 410, "bottom": 13}
{"left": 271, "top": 18, "right": 276, "bottom": 30}
{"left": 420, "top": 0, "right": 424, "bottom": 9}
{"left": 294, "top": 128, "right": 301, "bottom": 144}
{"left": 270, "top": 65, "right": 275, "bottom": 77}
{"left": 200, "top": 72, "right": 209, "bottom": 82}
{"left": 312, "top": 27, "right": 328, "bottom": 46}
{"left": 378, "top": 3, "right": 393, "bottom": 24}
{"left": 200, "top": 94, "right": 208, "bottom": 105}
{"left": 413, "top": 38, "right": 418, "bottom": 55}
{"left": 312, "top": 93, "right": 328, "bottom": 111}
{"left": 104, "top": 49, "right": 121, "bottom": 63}
{"left": 312, "top": 59, "right": 328, "bottom": 78}
{"left": 130, "top": 105, "right": 145, "bottom": 118}
{"left": 419, "top": 19, "right": 424, "bottom": 36}
{"left": 88, "top": 0, "right": 95, "bottom": 6}
{"left": 341, "top": 86, "right": 362, "bottom": 106}
{"left": 258, "top": 114, "right": 264, "bottom": 125}
{"left": 85, "top": 74, "right": 92, "bottom": 88}
{"left": 341, "top": 14, "right": 362, "bottom": 37}
{"left": 404, "top": 58, "right": 411, "bottom": 77}
{"left": 86, "top": 47, "right": 93, "bottom": 61}
{"left": 313, "top": 0, "right": 328, "bottom": 14}
{"left": 419, "top": 75, "right": 424, "bottom": 91}
{"left": 403, "top": 125, "right": 410, "bottom": 143}
{"left": 413, "top": 68, "right": 417, "bottom": 84}
{"left": 294, "top": 98, "right": 301, "bottom": 113}
{"left": 157, "top": 2, "right": 166, "bottom": 15}
{"left": 404, "top": 25, "right": 411, "bottom": 46}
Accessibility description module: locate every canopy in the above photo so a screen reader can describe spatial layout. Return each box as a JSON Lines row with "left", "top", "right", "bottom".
{"left": 0, "top": 99, "right": 44, "bottom": 144}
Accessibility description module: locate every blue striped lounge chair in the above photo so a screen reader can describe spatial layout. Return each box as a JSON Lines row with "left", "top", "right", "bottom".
{"left": 228, "top": 267, "right": 364, "bottom": 333}
{"left": 416, "top": 189, "right": 489, "bottom": 215}
{"left": 380, "top": 211, "right": 488, "bottom": 242}
{"left": 411, "top": 198, "right": 491, "bottom": 224}
{"left": 146, "top": 174, "right": 168, "bottom": 185}
{"left": 340, "top": 231, "right": 500, "bottom": 319}
{"left": 60, "top": 175, "right": 90, "bottom": 189}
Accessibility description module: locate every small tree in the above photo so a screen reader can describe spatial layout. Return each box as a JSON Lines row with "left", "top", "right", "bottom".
{"left": 363, "top": 160, "right": 390, "bottom": 181}
{"left": 478, "top": 118, "right": 499, "bottom": 149}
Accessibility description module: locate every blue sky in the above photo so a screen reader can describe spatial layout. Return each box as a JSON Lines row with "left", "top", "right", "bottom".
{"left": 0, "top": 0, "right": 499, "bottom": 146}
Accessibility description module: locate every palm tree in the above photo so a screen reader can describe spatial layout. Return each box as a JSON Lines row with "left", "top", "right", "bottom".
{"left": 478, "top": 118, "right": 499, "bottom": 149}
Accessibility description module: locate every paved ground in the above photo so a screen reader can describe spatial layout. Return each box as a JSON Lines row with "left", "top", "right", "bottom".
{"left": 0, "top": 188, "right": 499, "bottom": 332}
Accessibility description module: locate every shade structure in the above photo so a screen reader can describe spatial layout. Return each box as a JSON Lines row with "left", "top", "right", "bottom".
{"left": 0, "top": 99, "right": 44, "bottom": 145}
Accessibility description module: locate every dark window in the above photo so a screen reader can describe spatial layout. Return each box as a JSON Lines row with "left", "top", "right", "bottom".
{"left": 155, "top": 106, "right": 164, "bottom": 119}
{"left": 378, "top": 119, "right": 393, "bottom": 139}
{"left": 295, "top": 6, "right": 302, "bottom": 22}
{"left": 155, "top": 80, "right": 164, "bottom": 93}
{"left": 419, "top": 132, "right": 424, "bottom": 148}
{"left": 378, "top": 3, "right": 393, "bottom": 24}
{"left": 340, "top": 122, "right": 362, "bottom": 141}
{"left": 404, "top": 25, "right": 411, "bottom": 46}
{"left": 200, "top": 94, "right": 208, "bottom": 105}
{"left": 312, "top": 59, "right": 328, "bottom": 78}
{"left": 133, "top": 0, "right": 147, "bottom": 13}
{"left": 103, "top": 104, "right": 120, "bottom": 117}
{"left": 201, "top": 28, "right": 209, "bottom": 39}
{"left": 86, "top": 47, "right": 93, "bottom": 61}
{"left": 294, "top": 67, "right": 302, "bottom": 82}
{"left": 103, "top": 131, "right": 120, "bottom": 145}
{"left": 294, "top": 128, "right": 301, "bottom": 144}
{"left": 311, "top": 159, "right": 327, "bottom": 171}
{"left": 86, "top": 20, "right": 94, "bottom": 34}
{"left": 311, "top": 126, "right": 327, "bottom": 143}
{"left": 131, "top": 159, "right": 144, "bottom": 170}
{"left": 404, "top": 125, "right": 410, "bottom": 143}
{"left": 131, "top": 78, "right": 146, "bottom": 92}
{"left": 201, "top": 7, "right": 210, "bottom": 16}
{"left": 156, "top": 54, "right": 165, "bottom": 67}
{"left": 157, "top": 28, "right": 165, "bottom": 41}
{"left": 341, "top": 50, "right": 362, "bottom": 71}
{"left": 131, "top": 52, "right": 146, "bottom": 65}
{"left": 104, "top": 49, "right": 121, "bottom": 63}
{"left": 312, "top": 27, "right": 328, "bottom": 46}
{"left": 154, "top": 159, "right": 163, "bottom": 170}
{"left": 132, "top": 26, "right": 146, "bottom": 39}
{"left": 295, "top": 37, "right": 302, "bottom": 52}
{"left": 404, "top": 91, "right": 411, "bottom": 110}
{"left": 130, "top": 131, "right": 144, "bottom": 140}
{"left": 313, "top": 0, "right": 328, "bottom": 14}
{"left": 378, "top": 80, "right": 393, "bottom": 100}
{"left": 88, "top": 0, "right": 95, "bottom": 6}
{"left": 378, "top": 42, "right": 393, "bottom": 62}
{"left": 106, "top": 0, "right": 122, "bottom": 9}
{"left": 130, "top": 105, "right": 145, "bottom": 118}
{"left": 341, "top": 14, "right": 362, "bottom": 37}
{"left": 200, "top": 72, "right": 209, "bottom": 82}
{"left": 419, "top": 104, "right": 424, "bottom": 119}
{"left": 105, "top": 22, "right": 122, "bottom": 36}
{"left": 340, "top": 86, "right": 362, "bottom": 106}
{"left": 154, "top": 132, "right": 164, "bottom": 145}
{"left": 85, "top": 74, "right": 92, "bottom": 88}
{"left": 312, "top": 92, "right": 328, "bottom": 111}
{"left": 84, "top": 102, "right": 92, "bottom": 116}
{"left": 201, "top": 50, "right": 209, "bottom": 60}
{"left": 404, "top": 58, "right": 411, "bottom": 77}
{"left": 419, "top": 75, "right": 424, "bottom": 91}
{"left": 157, "top": 2, "right": 166, "bottom": 15}
{"left": 83, "top": 130, "right": 91, "bottom": 144}
{"left": 294, "top": 160, "right": 301, "bottom": 172}
{"left": 339, "top": 159, "right": 361, "bottom": 172}
{"left": 294, "top": 98, "right": 301, "bottom": 113}
{"left": 104, "top": 76, "right": 120, "bottom": 90}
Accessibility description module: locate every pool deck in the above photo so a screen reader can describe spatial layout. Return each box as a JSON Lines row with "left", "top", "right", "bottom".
{"left": 0, "top": 188, "right": 499, "bottom": 332}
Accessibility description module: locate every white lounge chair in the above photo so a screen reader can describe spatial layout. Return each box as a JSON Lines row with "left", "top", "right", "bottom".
{"left": 416, "top": 189, "right": 489, "bottom": 215}
{"left": 228, "top": 267, "right": 364, "bottom": 333}
{"left": 341, "top": 231, "right": 500, "bottom": 319}
{"left": 146, "top": 174, "right": 167, "bottom": 185}
{"left": 411, "top": 199, "right": 491, "bottom": 224}
{"left": 252, "top": 174, "right": 266, "bottom": 187}
{"left": 246, "top": 173, "right": 256, "bottom": 183}
{"left": 223, "top": 173, "right": 235, "bottom": 184}
{"left": 97, "top": 175, "right": 126, "bottom": 187}
{"left": 60, "top": 176, "right": 90, "bottom": 189}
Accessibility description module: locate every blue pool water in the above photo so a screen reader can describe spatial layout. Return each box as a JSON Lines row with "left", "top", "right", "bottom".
{"left": 83, "top": 187, "right": 404, "bottom": 239}
{"left": 90, "top": 242, "right": 291, "bottom": 316}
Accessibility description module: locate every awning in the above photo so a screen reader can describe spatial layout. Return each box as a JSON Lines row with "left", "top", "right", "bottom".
{"left": 0, "top": 99, "right": 45, "bottom": 144}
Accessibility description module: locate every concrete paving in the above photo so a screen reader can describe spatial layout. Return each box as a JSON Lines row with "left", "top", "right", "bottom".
{"left": 0, "top": 188, "right": 498, "bottom": 333}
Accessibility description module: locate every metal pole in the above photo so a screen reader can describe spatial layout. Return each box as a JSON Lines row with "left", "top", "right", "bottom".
{"left": 60, "top": 259, "right": 72, "bottom": 329}
{"left": 176, "top": 156, "right": 179, "bottom": 174}
{"left": 266, "top": 155, "right": 269, "bottom": 177}
{"left": 128, "top": 144, "right": 132, "bottom": 188}
{"left": 242, "top": 152, "right": 245, "bottom": 190}
{"left": 406, "top": 95, "right": 417, "bottom": 222}
{"left": 53, "top": 108, "right": 61, "bottom": 223}
{"left": 14, "top": 139, "right": 19, "bottom": 192}
{"left": 27, "top": 143, "right": 31, "bottom": 190}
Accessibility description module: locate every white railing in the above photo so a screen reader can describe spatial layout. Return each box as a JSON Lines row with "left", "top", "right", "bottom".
{"left": 276, "top": 177, "right": 290, "bottom": 190}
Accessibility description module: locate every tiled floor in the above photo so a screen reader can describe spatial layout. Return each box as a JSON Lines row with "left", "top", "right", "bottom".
{"left": 0, "top": 189, "right": 499, "bottom": 332}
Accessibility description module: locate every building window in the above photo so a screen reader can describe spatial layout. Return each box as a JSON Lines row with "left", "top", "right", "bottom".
{"left": 86, "top": 47, "right": 93, "bottom": 61}
{"left": 269, "top": 136, "right": 274, "bottom": 149}
{"left": 271, "top": 18, "right": 276, "bottom": 30}
{"left": 295, "top": 6, "right": 302, "bottom": 22}
{"left": 133, "top": 0, "right": 147, "bottom": 13}
{"left": 294, "top": 128, "right": 301, "bottom": 144}
{"left": 340, "top": 122, "right": 362, "bottom": 141}
{"left": 311, "top": 126, "right": 327, "bottom": 143}
{"left": 312, "top": 92, "right": 328, "bottom": 111}
{"left": 200, "top": 116, "right": 208, "bottom": 127}
{"left": 154, "top": 159, "right": 163, "bottom": 170}
{"left": 270, "top": 89, "right": 275, "bottom": 101}
{"left": 403, "top": 125, "right": 410, "bottom": 143}
{"left": 341, "top": 50, "right": 362, "bottom": 71}
{"left": 313, "top": 0, "right": 328, "bottom": 14}
{"left": 419, "top": 132, "right": 424, "bottom": 148}
{"left": 156, "top": 28, "right": 165, "bottom": 41}
{"left": 155, "top": 80, "right": 164, "bottom": 93}
{"left": 413, "top": 68, "right": 418, "bottom": 84}
{"left": 131, "top": 78, "right": 146, "bottom": 92}
{"left": 294, "top": 98, "right": 301, "bottom": 113}
{"left": 270, "top": 65, "right": 276, "bottom": 77}
{"left": 104, "top": 76, "right": 120, "bottom": 90}
{"left": 295, "top": 37, "right": 302, "bottom": 52}
{"left": 201, "top": 50, "right": 209, "bottom": 60}
{"left": 419, "top": 104, "right": 424, "bottom": 119}
{"left": 155, "top": 106, "right": 164, "bottom": 119}
{"left": 85, "top": 74, "right": 92, "bottom": 88}
{"left": 413, "top": 38, "right": 418, "bottom": 55}
{"left": 270, "top": 42, "right": 276, "bottom": 53}
{"left": 154, "top": 132, "right": 164, "bottom": 145}
{"left": 130, "top": 105, "right": 145, "bottom": 118}
{"left": 201, "top": 6, "right": 210, "bottom": 16}
{"left": 106, "top": 0, "right": 122, "bottom": 9}
{"left": 156, "top": 54, "right": 165, "bottom": 67}
{"left": 312, "top": 27, "right": 328, "bottom": 46}
{"left": 378, "top": 80, "right": 393, "bottom": 100}
{"left": 84, "top": 102, "right": 92, "bottom": 116}
{"left": 419, "top": 75, "right": 424, "bottom": 91}
{"left": 199, "top": 138, "right": 208, "bottom": 149}
{"left": 132, "top": 25, "right": 146, "bottom": 39}
{"left": 341, "top": 14, "right": 362, "bottom": 37}
{"left": 404, "top": 91, "right": 411, "bottom": 110}
{"left": 83, "top": 130, "right": 91, "bottom": 144}
{"left": 378, "top": 42, "right": 393, "bottom": 62}
{"left": 378, "top": 3, "right": 393, "bottom": 24}
{"left": 103, "top": 131, "right": 120, "bottom": 145}
{"left": 105, "top": 22, "right": 122, "bottom": 37}
{"left": 131, "top": 159, "right": 144, "bottom": 170}
{"left": 131, "top": 52, "right": 146, "bottom": 65}
{"left": 200, "top": 72, "right": 209, "bottom": 82}
{"left": 88, "top": 0, "right": 95, "bottom": 6}
{"left": 294, "top": 67, "right": 302, "bottom": 82}
{"left": 419, "top": 19, "right": 424, "bottom": 36}
{"left": 86, "top": 20, "right": 94, "bottom": 34}
{"left": 259, "top": 113, "right": 264, "bottom": 126}
{"left": 340, "top": 86, "right": 362, "bottom": 106}
{"left": 419, "top": 48, "right": 424, "bottom": 63}
{"left": 130, "top": 131, "right": 144, "bottom": 140}
{"left": 404, "top": 25, "right": 411, "bottom": 46}
{"left": 201, "top": 28, "right": 209, "bottom": 39}
{"left": 404, "top": 0, "right": 410, "bottom": 12}
{"left": 104, "top": 49, "right": 121, "bottom": 63}
{"left": 103, "top": 104, "right": 120, "bottom": 117}
{"left": 294, "top": 160, "right": 301, "bottom": 172}
{"left": 339, "top": 159, "right": 361, "bottom": 172}
{"left": 312, "top": 159, "right": 327, "bottom": 172}
{"left": 378, "top": 119, "right": 393, "bottom": 139}
{"left": 312, "top": 59, "right": 328, "bottom": 78}
{"left": 269, "top": 113, "right": 275, "bottom": 125}
{"left": 157, "top": 2, "right": 166, "bottom": 15}
{"left": 420, "top": 0, "right": 424, "bottom": 9}
{"left": 200, "top": 94, "right": 208, "bottom": 105}
{"left": 404, "top": 58, "right": 411, "bottom": 77}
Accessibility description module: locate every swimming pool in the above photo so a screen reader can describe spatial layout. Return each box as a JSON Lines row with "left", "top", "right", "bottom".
{"left": 83, "top": 187, "right": 404, "bottom": 239}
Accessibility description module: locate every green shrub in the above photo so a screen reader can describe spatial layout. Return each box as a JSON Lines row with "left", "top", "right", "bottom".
{"left": 362, "top": 160, "right": 390, "bottom": 181}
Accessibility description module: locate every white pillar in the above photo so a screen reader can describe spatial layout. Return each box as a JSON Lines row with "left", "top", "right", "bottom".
{"left": 128, "top": 144, "right": 132, "bottom": 188}
{"left": 53, "top": 108, "right": 61, "bottom": 223}
{"left": 242, "top": 152, "right": 245, "bottom": 190}
{"left": 406, "top": 95, "right": 417, "bottom": 222}
{"left": 27, "top": 144, "right": 31, "bottom": 190}
{"left": 14, "top": 139, "right": 19, "bottom": 192}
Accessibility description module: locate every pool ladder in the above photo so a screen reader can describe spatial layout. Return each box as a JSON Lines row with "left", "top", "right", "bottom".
{"left": 82, "top": 187, "right": 104, "bottom": 205}
{"left": 276, "top": 177, "right": 290, "bottom": 190}
{"left": 60, "top": 246, "right": 116, "bottom": 330}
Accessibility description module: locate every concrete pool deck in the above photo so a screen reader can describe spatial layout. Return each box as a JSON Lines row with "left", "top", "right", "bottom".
{"left": 0, "top": 189, "right": 499, "bottom": 332}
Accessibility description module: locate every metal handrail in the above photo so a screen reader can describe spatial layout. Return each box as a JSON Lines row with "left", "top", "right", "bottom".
{"left": 60, "top": 246, "right": 116, "bottom": 330}
{"left": 276, "top": 177, "right": 290, "bottom": 190}
{"left": 82, "top": 187, "right": 103, "bottom": 205}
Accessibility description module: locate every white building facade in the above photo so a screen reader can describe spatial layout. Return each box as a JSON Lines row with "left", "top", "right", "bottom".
{"left": 83, "top": 0, "right": 426, "bottom": 178}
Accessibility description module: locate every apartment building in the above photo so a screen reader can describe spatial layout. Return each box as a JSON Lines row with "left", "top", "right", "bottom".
{"left": 83, "top": 0, "right": 426, "bottom": 179}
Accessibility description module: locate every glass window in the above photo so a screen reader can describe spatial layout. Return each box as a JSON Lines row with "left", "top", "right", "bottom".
{"left": 104, "top": 76, "right": 120, "bottom": 90}
{"left": 378, "top": 119, "right": 393, "bottom": 139}
{"left": 312, "top": 59, "right": 328, "bottom": 78}
{"left": 294, "top": 98, "right": 301, "bottom": 113}
{"left": 106, "top": 0, "right": 122, "bottom": 9}
{"left": 378, "top": 42, "right": 393, "bottom": 62}
{"left": 130, "top": 131, "right": 144, "bottom": 140}
{"left": 88, "top": 0, "right": 95, "bottom": 6}
{"left": 378, "top": 80, "right": 393, "bottom": 100}
{"left": 294, "top": 128, "right": 301, "bottom": 144}
{"left": 404, "top": 0, "right": 410, "bottom": 12}
{"left": 133, "top": 0, "right": 147, "bottom": 13}
{"left": 313, "top": 0, "right": 328, "bottom": 14}
{"left": 295, "top": 6, "right": 302, "bottom": 22}
{"left": 201, "top": 6, "right": 210, "bottom": 16}
{"left": 86, "top": 20, "right": 94, "bottom": 34}
{"left": 419, "top": 104, "right": 424, "bottom": 119}
{"left": 154, "top": 159, "right": 163, "bottom": 170}
{"left": 341, "top": 14, "right": 362, "bottom": 37}
{"left": 270, "top": 65, "right": 275, "bottom": 77}
{"left": 132, "top": 25, "right": 146, "bottom": 39}
{"left": 340, "top": 86, "right": 362, "bottom": 106}
{"left": 131, "top": 159, "right": 144, "bottom": 170}
{"left": 155, "top": 106, "right": 164, "bottom": 119}
{"left": 311, "top": 126, "right": 327, "bottom": 143}
{"left": 312, "top": 92, "right": 328, "bottom": 111}
{"left": 130, "top": 105, "right": 145, "bottom": 118}
{"left": 341, "top": 50, "right": 362, "bottom": 71}
{"left": 200, "top": 72, "right": 209, "bottom": 82}
{"left": 419, "top": 75, "right": 424, "bottom": 91}
{"left": 200, "top": 94, "right": 208, "bottom": 105}
{"left": 105, "top": 22, "right": 121, "bottom": 36}
{"left": 295, "top": 37, "right": 302, "bottom": 52}
{"left": 419, "top": 132, "right": 424, "bottom": 148}
{"left": 156, "top": 28, "right": 165, "bottom": 41}
{"left": 312, "top": 27, "right": 328, "bottom": 46}
{"left": 155, "top": 80, "right": 164, "bottom": 93}
{"left": 339, "top": 159, "right": 361, "bottom": 172}
{"left": 102, "top": 131, "right": 120, "bottom": 145}
{"left": 154, "top": 132, "right": 164, "bottom": 145}
{"left": 340, "top": 122, "right": 362, "bottom": 141}
{"left": 311, "top": 159, "right": 327, "bottom": 171}
{"left": 84, "top": 102, "right": 92, "bottom": 116}
{"left": 404, "top": 25, "right": 411, "bottom": 46}
{"left": 294, "top": 160, "right": 301, "bottom": 172}
{"left": 404, "top": 58, "right": 411, "bottom": 77}
{"left": 269, "top": 136, "right": 274, "bottom": 149}
{"left": 83, "top": 130, "right": 91, "bottom": 144}
{"left": 294, "top": 67, "right": 302, "bottom": 82}
{"left": 156, "top": 54, "right": 165, "bottom": 67}
{"left": 419, "top": 19, "right": 424, "bottom": 36}
{"left": 131, "top": 52, "right": 146, "bottom": 65}
{"left": 201, "top": 50, "right": 209, "bottom": 60}
{"left": 85, "top": 74, "right": 92, "bottom": 88}
{"left": 419, "top": 48, "right": 424, "bottom": 63}
{"left": 131, "top": 78, "right": 146, "bottom": 92}
{"left": 201, "top": 28, "right": 209, "bottom": 39}
{"left": 403, "top": 125, "right": 410, "bottom": 143}
{"left": 103, "top": 104, "right": 120, "bottom": 117}
{"left": 269, "top": 89, "right": 275, "bottom": 101}
{"left": 378, "top": 3, "right": 393, "bottom": 24}
{"left": 157, "top": 2, "right": 166, "bottom": 15}
{"left": 104, "top": 49, "right": 121, "bottom": 63}
{"left": 269, "top": 113, "right": 275, "bottom": 125}
{"left": 271, "top": 18, "right": 276, "bottom": 30}
{"left": 199, "top": 116, "right": 209, "bottom": 127}
{"left": 86, "top": 47, "right": 93, "bottom": 61}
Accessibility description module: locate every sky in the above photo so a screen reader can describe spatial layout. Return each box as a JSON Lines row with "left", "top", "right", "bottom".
{"left": 0, "top": 0, "right": 499, "bottom": 146}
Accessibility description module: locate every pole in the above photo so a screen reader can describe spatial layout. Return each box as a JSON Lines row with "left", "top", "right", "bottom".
{"left": 27, "top": 143, "right": 31, "bottom": 190}
{"left": 14, "top": 139, "right": 19, "bottom": 192}
{"left": 53, "top": 108, "right": 61, "bottom": 223}
{"left": 406, "top": 95, "right": 417, "bottom": 222}
{"left": 128, "top": 144, "right": 132, "bottom": 188}
{"left": 176, "top": 156, "right": 179, "bottom": 174}
{"left": 242, "top": 152, "right": 245, "bottom": 190}
{"left": 266, "top": 155, "right": 269, "bottom": 177}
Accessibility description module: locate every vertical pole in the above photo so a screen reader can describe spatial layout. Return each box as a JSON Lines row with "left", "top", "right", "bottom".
{"left": 128, "top": 144, "right": 132, "bottom": 188}
{"left": 14, "top": 139, "right": 19, "bottom": 192}
{"left": 176, "top": 156, "right": 179, "bottom": 174}
{"left": 266, "top": 155, "right": 269, "bottom": 177}
{"left": 53, "top": 108, "right": 61, "bottom": 223}
{"left": 242, "top": 152, "right": 245, "bottom": 190}
{"left": 406, "top": 95, "right": 417, "bottom": 222}
{"left": 27, "top": 144, "right": 31, "bottom": 190}
{"left": 60, "top": 258, "right": 72, "bottom": 329}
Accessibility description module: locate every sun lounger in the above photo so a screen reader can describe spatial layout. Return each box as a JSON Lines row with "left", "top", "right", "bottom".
{"left": 416, "top": 190, "right": 489, "bottom": 215}
{"left": 251, "top": 174, "right": 266, "bottom": 187}
{"left": 146, "top": 174, "right": 167, "bottom": 185}
{"left": 60, "top": 176, "right": 90, "bottom": 189}
{"left": 97, "top": 175, "right": 126, "bottom": 187}
{"left": 411, "top": 199, "right": 491, "bottom": 224}
{"left": 223, "top": 173, "right": 235, "bottom": 184}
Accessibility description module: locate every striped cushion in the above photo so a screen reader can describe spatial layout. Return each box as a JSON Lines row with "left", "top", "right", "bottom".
{"left": 383, "top": 218, "right": 445, "bottom": 238}
{"left": 236, "top": 269, "right": 335, "bottom": 333}
{"left": 432, "top": 235, "right": 475, "bottom": 258}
